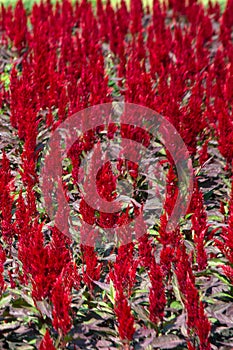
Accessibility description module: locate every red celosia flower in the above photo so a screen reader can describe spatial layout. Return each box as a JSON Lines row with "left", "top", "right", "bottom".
{"left": 81, "top": 241, "right": 102, "bottom": 292}
{"left": 114, "top": 289, "right": 135, "bottom": 341}
{"left": 12, "top": 0, "right": 28, "bottom": 52}
{"left": 189, "top": 179, "right": 209, "bottom": 270}
{"left": 136, "top": 215, "right": 153, "bottom": 269}
{"left": 0, "top": 152, "right": 14, "bottom": 243}
{"left": 148, "top": 258, "right": 166, "bottom": 324}
{"left": 110, "top": 243, "right": 138, "bottom": 297}
{"left": 175, "top": 243, "right": 211, "bottom": 349}
{"left": 216, "top": 179, "right": 233, "bottom": 282}
{"left": 0, "top": 245, "right": 6, "bottom": 294}
{"left": 39, "top": 330, "right": 56, "bottom": 350}
{"left": 51, "top": 274, "right": 72, "bottom": 336}
{"left": 18, "top": 221, "right": 73, "bottom": 301}
{"left": 1, "top": 1, "right": 233, "bottom": 348}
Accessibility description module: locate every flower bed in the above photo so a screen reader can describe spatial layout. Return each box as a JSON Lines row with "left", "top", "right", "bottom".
{"left": 0, "top": 0, "right": 233, "bottom": 349}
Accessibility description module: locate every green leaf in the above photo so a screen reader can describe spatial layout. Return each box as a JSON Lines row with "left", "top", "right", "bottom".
{"left": 208, "top": 215, "right": 223, "bottom": 222}
{"left": 0, "top": 294, "right": 12, "bottom": 308}
{"left": 107, "top": 280, "right": 115, "bottom": 305}
{"left": 38, "top": 323, "right": 47, "bottom": 336}
{"left": 170, "top": 301, "right": 182, "bottom": 310}
{"left": 208, "top": 258, "right": 226, "bottom": 267}
{"left": 213, "top": 272, "right": 232, "bottom": 286}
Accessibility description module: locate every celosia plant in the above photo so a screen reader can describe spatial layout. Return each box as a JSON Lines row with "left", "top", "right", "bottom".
{"left": 0, "top": 0, "right": 233, "bottom": 349}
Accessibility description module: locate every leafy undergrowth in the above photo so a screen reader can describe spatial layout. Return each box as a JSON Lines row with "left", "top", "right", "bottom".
{"left": 1, "top": 0, "right": 233, "bottom": 349}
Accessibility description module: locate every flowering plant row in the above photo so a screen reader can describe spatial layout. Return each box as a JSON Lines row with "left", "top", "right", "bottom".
{"left": 0, "top": 0, "right": 233, "bottom": 349}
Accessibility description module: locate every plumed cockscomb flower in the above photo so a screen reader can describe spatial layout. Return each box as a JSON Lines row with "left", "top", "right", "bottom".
{"left": 39, "top": 330, "right": 56, "bottom": 350}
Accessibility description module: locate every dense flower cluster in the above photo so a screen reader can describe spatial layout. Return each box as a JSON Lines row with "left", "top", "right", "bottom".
{"left": 0, "top": 0, "right": 233, "bottom": 348}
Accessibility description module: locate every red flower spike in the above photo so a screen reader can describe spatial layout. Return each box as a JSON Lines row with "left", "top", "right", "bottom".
{"left": 0, "top": 245, "right": 6, "bottom": 294}
{"left": 39, "top": 330, "right": 56, "bottom": 350}
{"left": 148, "top": 258, "right": 166, "bottom": 324}
{"left": 51, "top": 275, "right": 72, "bottom": 336}
{"left": 114, "top": 289, "right": 135, "bottom": 341}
